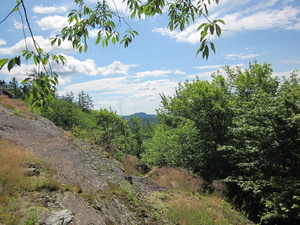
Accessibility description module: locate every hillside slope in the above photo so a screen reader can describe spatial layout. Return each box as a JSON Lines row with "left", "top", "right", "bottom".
{"left": 0, "top": 96, "right": 253, "bottom": 225}
{"left": 0, "top": 97, "right": 164, "bottom": 225}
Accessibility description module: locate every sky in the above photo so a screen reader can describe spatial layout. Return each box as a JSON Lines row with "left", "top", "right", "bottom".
{"left": 0, "top": 0, "right": 299, "bottom": 115}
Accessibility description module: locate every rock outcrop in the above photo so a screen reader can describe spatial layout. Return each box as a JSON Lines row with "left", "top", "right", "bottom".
{"left": 0, "top": 102, "right": 164, "bottom": 224}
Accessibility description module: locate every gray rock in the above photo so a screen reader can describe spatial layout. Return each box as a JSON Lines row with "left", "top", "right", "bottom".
{"left": 42, "top": 209, "right": 74, "bottom": 225}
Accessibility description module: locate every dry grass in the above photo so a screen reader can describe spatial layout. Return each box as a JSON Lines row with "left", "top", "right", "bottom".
{"left": 147, "top": 167, "right": 204, "bottom": 193}
{"left": 120, "top": 155, "right": 143, "bottom": 176}
{"left": 0, "top": 138, "right": 66, "bottom": 224}
{"left": 0, "top": 139, "right": 39, "bottom": 196}
{"left": 0, "top": 95, "right": 29, "bottom": 112}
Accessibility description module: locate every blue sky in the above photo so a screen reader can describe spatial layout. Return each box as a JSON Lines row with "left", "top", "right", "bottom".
{"left": 0, "top": 0, "right": 299, "bottom": 115}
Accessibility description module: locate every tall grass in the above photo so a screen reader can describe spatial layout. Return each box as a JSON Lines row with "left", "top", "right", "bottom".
{"left": 146, "top": 167, "right": 251, "bottom": 225}
{"left": 0, "top": 138, "right": 64, "bottom": 224}
{"left": 147, "top": 167, "right": 204, "bottom": 193}
{"left": 168, "top": 193, "right": 249, "bottom": 225}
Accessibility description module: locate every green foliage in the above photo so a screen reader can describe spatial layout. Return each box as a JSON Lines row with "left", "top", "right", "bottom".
{"left": 49, "top": 0, "right": 223, "bottom": 59}
{"left": 145, "top": 62, "right": 300, "bottom": 224}
{"left": 142, "top": 116, "right": 200, "bottom": 170}
{"left": 41, "top": 98, "right": 95, "bottom": 131}
{"left": 21, "top": 71, "right": 58, "bottom": 110}
{"left": 156, "top": 75, "right": 234, "bottom": 181}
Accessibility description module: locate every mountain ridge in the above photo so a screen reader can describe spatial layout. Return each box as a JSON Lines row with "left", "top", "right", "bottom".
{"left": 122, "top": 112, "right": 158, "bottom": 125}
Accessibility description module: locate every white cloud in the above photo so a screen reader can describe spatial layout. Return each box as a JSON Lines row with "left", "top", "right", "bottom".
{"left": 0, "top": 36, "right": 74, "bottom": 56}
{"left": 194, "top": 65, "right": 223, "bottom": 70}
{"left": 0, "top": 39, "right": 6, "bottom": 46}
{"left": 36, "top": 15, "right": 68, "bottom": 31}
{"left": 223, "top": 6, "right": 300, "bottom": 33}
{"left": 53, "top": 56, "right": 138, "bottom": 76}
{"left": 32, "top": 5, "right": 67, "bottom": 14}
{"left": 226, "top": 53, "right": 259, "bottom": 60}
{"left": 13, "top": 20, "right": 25, "bottom": 29}
{"left": 63, "top": 77, "right": 128, "bottom": 93}
{"left": 153, "top": 1, "right": 300, "bottom": 44}
{"left": 97, "top": 61, "right": 138, "bottom": 76}
{"left": 136, "top": 69, "right": 186, "bottom": 77}
{"left": 57, "top": 76, "right": 72, "bottom": 86}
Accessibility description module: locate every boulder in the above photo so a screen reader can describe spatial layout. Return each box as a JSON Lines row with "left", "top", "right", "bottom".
{"left": 42, "top": 209, "right": 74, "bottom": 225}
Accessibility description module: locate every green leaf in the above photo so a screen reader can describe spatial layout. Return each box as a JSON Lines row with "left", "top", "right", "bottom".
{"left": 33, "top": 55, "right": 39, "bottom": 65}
{"left": 15, "top": 56, "right": 21, "bottom": 66}
{"left": 0, "top": 58, "right": 9, "bottom": 70}
{"left": 7, "top": 59, "right": 15, "bottom": 71}
{"left": 25, "top": 52, "right": 32, "bottom": 60}
{"left": 210, "top": 42, "right": 216, "bottom": 54}
{"left": 209, "top": 25, "right": 214, "bottom": 35}
{"left": 216, "top": 24, "right": 222, "bottom": 36}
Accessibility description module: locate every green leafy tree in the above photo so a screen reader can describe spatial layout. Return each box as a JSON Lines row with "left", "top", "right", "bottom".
{"left": 42, "top": 98, "right": 95, "bottom": 130}
{"left": 92, "top": 108, "right": 131, "bottom": 157}
{"left": 157, "top": 75, "right": 234, "bottom": 180}
{"left": 147, "top": 61, "right": 300, "bottom": 224}
{"left": 128, "top": 115, "right": 144, "bottom": 158}
{"left": 142, "top": 115, "right": 200, "bottom": 170}
{"left": 223, "top": 65, "right": 300, "bottom": 224}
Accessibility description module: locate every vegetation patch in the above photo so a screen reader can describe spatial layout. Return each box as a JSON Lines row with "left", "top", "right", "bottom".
{"left": 147, "top": 191, "right": 251, "bottom": 225}
{"left": 0, "top": 138, "right": 79, "bottom": 224}
{"left": 147, "top": 167, "right": 204, "bottom": 193}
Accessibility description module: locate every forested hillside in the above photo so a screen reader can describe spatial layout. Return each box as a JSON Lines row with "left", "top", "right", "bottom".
{"left": 1, "top": 61, "right": 299, "bottom": 225}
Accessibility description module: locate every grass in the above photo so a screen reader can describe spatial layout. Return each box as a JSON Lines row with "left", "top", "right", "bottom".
{"left": 0, "top": 138, "right": 78, "bottom": 225}
{"left": 145, "top": 167, "right": 251, "bottom": 225}
{"left": 120, "top": 155, "right": 144, "bottom": 176}
{"left": 147, "top": 166, "right": 204, "bottom": 193}
{"left": 0, "top": 96, "right": 37, "bottom": 119}
{"left": 168, "top": 193, "right": 249, "bottom": 225}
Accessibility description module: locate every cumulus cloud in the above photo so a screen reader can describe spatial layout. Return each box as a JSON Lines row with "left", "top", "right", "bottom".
{"left": 63, "top": 77, "right": 128, "bottom": 93}
{"left": 36, "top": 15, "right": 69, "bottom": 31}
{"left": 0, "top": 36, "right": 74, "bottom": 56}
{"left": 52, "top": 56, "right": 138, "bottom": 76}
{"left": 32, "top": 5, "right": 67, "bottom": 14}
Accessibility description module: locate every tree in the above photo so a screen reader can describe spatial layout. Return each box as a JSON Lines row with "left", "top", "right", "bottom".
{"left": 7, "top": 77, "right": 22, "bottom": 99}
{"left": 128, "top": 115, "right": 144, "bottom": 158}
{"left": 157, "top": 75, "right": 234, "bottom": 181}
{"left": 77, "top": 90, "right": 94, "bottom": 112}
{"left": 146, "top": 62, "right": 300, "bottom": 224}
{"left": 223, "top": 66, "right": 300, "bottom": 224}
{"left": 92, "top": 108, "right": 131, "bottom": 155}
{"left": 142, "top": 115, "right": 200, "bottom": 170}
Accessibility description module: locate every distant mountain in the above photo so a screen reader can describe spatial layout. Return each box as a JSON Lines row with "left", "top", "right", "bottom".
{"left": 122, "top": 112, "right": 158, "bottom": 125}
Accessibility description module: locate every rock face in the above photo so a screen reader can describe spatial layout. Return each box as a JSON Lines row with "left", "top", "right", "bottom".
{"left": 0, "top": 102, "right": 164, "bottom": 224}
